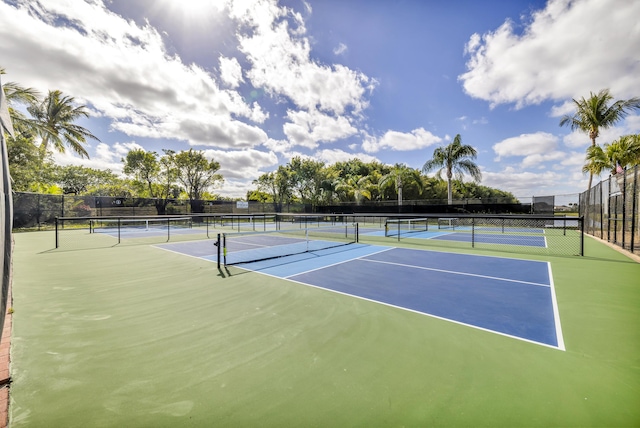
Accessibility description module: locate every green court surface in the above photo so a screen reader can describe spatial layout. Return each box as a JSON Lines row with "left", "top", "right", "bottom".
{"left": 8, "top": 230, "right": 640, "bottom": 427}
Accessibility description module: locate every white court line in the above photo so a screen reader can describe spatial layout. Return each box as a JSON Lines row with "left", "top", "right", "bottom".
{"left": 280, "top": 274, "right": 563, "bottom": 351}
{"left": 359, "top": 258, "right": 550, "bottom": 288}
{"left": 548, "top": 263, "right": 566, "bottom": 351}
{"left": 152, "top": 244, "right": 217, "bottom": 260}
{"left": 283, "top": 247, "right": 394, "bottom": 279}
{"left": 213, "top": 245, "right": 564, "bottom": 351}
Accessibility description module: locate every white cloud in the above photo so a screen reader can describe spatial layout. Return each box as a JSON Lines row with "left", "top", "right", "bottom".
{"left": 314, "top": 148, "right": 378, "bottom": 165}
{"left": 459, "top": 0, "right": 640, "bottom": 108}
{"left": 561, "top": 114, "right": 640, "bottom": 148}
{"left": 52, "top": 141, "right": 143, "bottom": 174}
{"left": 558, "top": 151, "right": 586, "bottom": 167}
{"left": 219, "top": 56, "right": 244, "bottom": 88}
{"left": 561, "top": 130, "right": 590, "bottom": 149}
{"left": 493, "top": 132, "right": 558, "bottom": 158}
{"left": 203, "top": 148, "right": 278, "bottom": 182}
{"left": 362, "top": 128, "right": 442, "bottom": 153}
{"left": 283, "top": 108, "right": 357, "bottom": 149}
{"left": 262, "top": 138, "right": 296, "bottom": 154}
{"left": 0, "top": 0, "right": 265, "bottom": 150}
{"left": 482, "top": 167, "right": 575, "bottom": 197}
{"left": 333, "top": 42, "right": 348, "bottom": 55}
{"left": 229, "top": 0, "right": 375, "bottom": 116}
{"left": 549, "top": 100, "right": 575, "bottom": 118}
{"left": 493, "top": 132, "right": 576, "bottom": 169}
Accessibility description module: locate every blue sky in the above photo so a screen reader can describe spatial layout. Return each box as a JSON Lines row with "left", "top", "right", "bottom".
{"left": 1, "top": 0, "right": 639, "bottom": 202}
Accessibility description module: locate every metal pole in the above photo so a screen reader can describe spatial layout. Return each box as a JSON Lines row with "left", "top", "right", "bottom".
{"left": 55, "top": 217, "right": 59, "bottom": 249}
{"left": 607, "top": 178, "right": 612, "bottom": 242}
{"left": 223, "top": 234, "right": 227, "bottom": 266}
{"left": 622, "top": 169, "right": 627, "bottom": 249}
{"left": 630, "top": 165, "right": 638, "bottom": 253}
{"left": 472, "top": 217, "right": 475, "bottom": 248}
{"left": 580, "top": 216, "right": 584, "bottom": 256}
{"left": 216, "top": 233, "right": 221, "bottom": 269}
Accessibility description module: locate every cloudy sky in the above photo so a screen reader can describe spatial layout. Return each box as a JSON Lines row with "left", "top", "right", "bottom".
{"left": 1, "top": 0, "right": 639, "bottom": 201}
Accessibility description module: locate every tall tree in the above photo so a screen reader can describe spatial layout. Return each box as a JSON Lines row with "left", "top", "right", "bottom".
{"left": 582, "top": 134, "right": 640, "bottom": 179}
{"left": 54, "top": 165, "right": 123, "bottom": 195}
{"left": 582, "top": 145, "right": 611, "bottom": 179}
{"left": 0, "top": 67, "right": 39, "bottom": 138}
{"left": 335, "top": 175, "right": 372, "bottom": 205}
{"left": 123, "top": 149, "right": 178, "bottom": 215}
{"left": 252, "top": 165, "right": 292, "bottom": 212}
{"left": 5, "top": 133, "right": 55, "bottom": 192}
{"left": 289, "top": 157, "right": 326, "bottom": 209}
{"left": 559, "top": 89, "right": 640, "bottom": 194}
{"left": 170, "top": 149, "right": 223, "bottom": 213}
{"left": 609, "top": 134, "right": 640, "bottom": 169}
{"left": 422, "top": 134, "right": 481, "bottom": 205}
{"left": 379, "top": 164, "right": 423, "bottom": 206}
{"left": 27, "top": 89, "right": 100, "bottom": 159}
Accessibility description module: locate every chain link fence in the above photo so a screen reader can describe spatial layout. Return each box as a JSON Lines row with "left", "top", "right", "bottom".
{"left": 382, "top": 214, "right": 582, "bottom": 257}
{"left": 13, "top": 192, "right": 571, "bottom": 232}
{"left": 579, "top": 165, "right": 639, "bottom": 255}
{"left": 12, "top": 193, "right": 307, "bottom": 230}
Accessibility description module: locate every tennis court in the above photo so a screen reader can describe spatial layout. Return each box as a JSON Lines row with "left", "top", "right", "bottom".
{"left": 377, "top": 216, "right": 583, "bottom": 256}
{"left": 159, "top": 239, "right": 562, "bottom": 349}
{"left": 400, "top": 230, "right": 548, "bottom": 247}
{"left": 8, "top": 228, "right": 640, "bottom": 427}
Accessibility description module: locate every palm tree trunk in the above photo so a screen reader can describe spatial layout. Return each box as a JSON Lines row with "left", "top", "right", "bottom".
{"left": 447, "top": 179, "right": 453, "bottom": 205}
{"left": 583, "top": 135, "right": 597, "bottom": 229}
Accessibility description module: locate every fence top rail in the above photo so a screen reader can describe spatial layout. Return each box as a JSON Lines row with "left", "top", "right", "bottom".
{"left": 56, "top": 215, "right": 211, "bottom": 221}
{"left": 379, "top": 214, "right": 583, "bottom": 221}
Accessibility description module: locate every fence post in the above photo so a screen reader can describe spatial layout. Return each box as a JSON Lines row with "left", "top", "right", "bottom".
{"left": 471, "top": 217, "right": 475, "bottom": 248}
{"left": 216, "top": 233, "right": 221, "bottom": 269}
{"left": 622, "top": 169, "right": 627, "bottom": 249}
{"left": 580, "top": 216, "right": 584, "bottom": 256}
{"left": 55, "top": 217, "right": 59, "bottom": 249}
{"left": 607, "top": 178, "right": 612, "bottom": 242}
{"left": 631, "top": 165, "right": 638, "bottom": 253}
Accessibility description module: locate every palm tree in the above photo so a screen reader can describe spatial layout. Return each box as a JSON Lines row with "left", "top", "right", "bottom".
{"left": 379, "top": 164, "right": 423, "bottom": 206}
{"left": 582, "top": 135, "right": 640, "bottom": 189}
{"left": 582, "top": 145, "right": 611, "bottom": 179}
{"left": 559, "top": 89, "right": 640, "bottom": 194}
{"left": 609, "top": 134, "right": 640, "bottom": 169}
{"left": 0, "top": 67, "right": 39, "bottom": 137}
{"left": 422, "top": 134, "right": 482, "bottom": 205}
{"left": 27, "top": 89, "right": 99, "bottom": 159}
{"left": 335, "top": 175, "right": 372, "bottom": 205}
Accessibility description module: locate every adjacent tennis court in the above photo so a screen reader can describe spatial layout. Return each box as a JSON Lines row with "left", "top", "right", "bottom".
{"left": 164, "top": 239, "right": 563, "bottom": 349}
{"left": 9, "top": 227, "right": 640, "bottom": 427}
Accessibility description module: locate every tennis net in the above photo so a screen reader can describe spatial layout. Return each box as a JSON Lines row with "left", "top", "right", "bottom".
{"left": 220, "top": 223, "right": 359, "bottom": 266}
{"left": 90, "top": 217, "right": 193, "bottom": 233}
{"left": 385, "top": 218, "right": 429, "bottom": 237}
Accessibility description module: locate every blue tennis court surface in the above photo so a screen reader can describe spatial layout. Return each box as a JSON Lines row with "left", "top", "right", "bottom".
{"left": 94, "top": 226, "right": 203, "bottom": 239}
{"left": 366, "top": 228, "right": 548, "bottom": 247}
{"left": 156, "top": 242, "right": 564, "bottom": 350}
{"left": 432, "top": 232, "right": 546, "bottom": 247}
